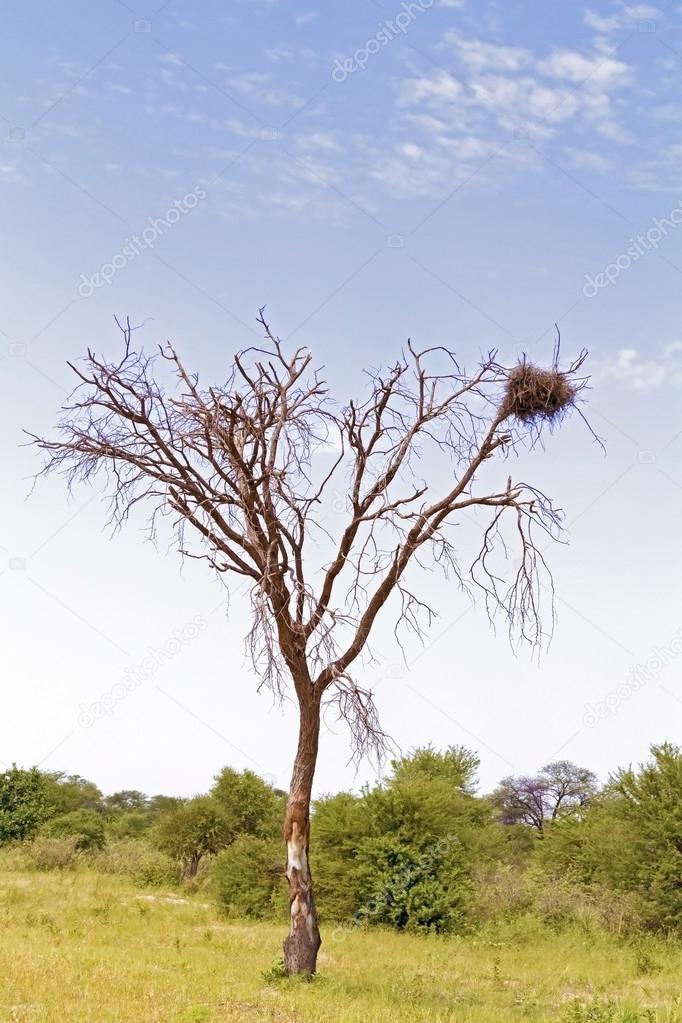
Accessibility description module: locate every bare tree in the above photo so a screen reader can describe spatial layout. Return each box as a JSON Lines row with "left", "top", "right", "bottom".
{"left": 491, "top": 760, "right": 599, "bottom": 834}
{"left": 30, "top": 312, "right": 589, "bottom": 974}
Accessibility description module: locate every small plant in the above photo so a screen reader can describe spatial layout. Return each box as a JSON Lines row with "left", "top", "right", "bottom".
{"left": 631, "top": 936, "right": 662, "bottom": 976}
{"left": 492, "top": 954, "right": 502, "bottom": 985}
{"left": 91, "top": 898, "right": 114, "bottom": 922}
{"left": 561, "top": 1001, "right": 648, "bottom": 1022}
{"left": 261, "top": 956, "right": 288, "bottom": 984}
{"left": 178, "top": 1007, "right": 211, "bottom": 1023}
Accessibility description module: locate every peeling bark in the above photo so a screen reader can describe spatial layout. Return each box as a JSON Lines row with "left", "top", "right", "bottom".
{"left": 283, "top": 703, "right": 321, "bottom": 976}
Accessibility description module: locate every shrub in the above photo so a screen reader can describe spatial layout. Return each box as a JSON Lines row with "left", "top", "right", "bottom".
{"left": 0, "top": 766, "right": 51, "bottom": 843}
{"left": 90, "top": 839, "right": 180, "bottom": 887}
{"left": 470, "top": 865, "right": 641, "bottom": 936}
{"left": 28, "top": 836, "right": 80, "bottom": 871}
{"left": 43, "top": 810, "right": 106, "bottom": 850}
{"left": 107, "top": 811, "right": 151, "bottom": 840}
{"left": 312, "top": 792, "right": 368, "bottom": 923}
{"left": 539, "top": 744, "right": 682, "bottom": 933}
{"left": 351, "top": 834, "right": 471, "bottom": 934}
{"left": 213, "top": 836, "right": 285, "bottom": 918}
{"left": 0, "top": 842, "right": 32, "bottom": 871}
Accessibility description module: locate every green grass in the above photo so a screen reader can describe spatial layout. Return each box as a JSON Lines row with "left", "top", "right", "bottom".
{"left": 1, "top": 869, "right": 681, "bottom": 1022}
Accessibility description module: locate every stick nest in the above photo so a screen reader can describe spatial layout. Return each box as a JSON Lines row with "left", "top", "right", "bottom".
{"left": 501, "top": 361, "right": 578, "bottom": 425}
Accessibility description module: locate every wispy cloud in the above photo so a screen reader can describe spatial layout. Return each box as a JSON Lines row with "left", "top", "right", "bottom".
{"left": 595, "top": 344, "right": 682, "bottom": 391}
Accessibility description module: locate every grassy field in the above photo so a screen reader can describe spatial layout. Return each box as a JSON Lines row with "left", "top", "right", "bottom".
{"left": 1, "top": 869, "right": 681, "bottom": 1023}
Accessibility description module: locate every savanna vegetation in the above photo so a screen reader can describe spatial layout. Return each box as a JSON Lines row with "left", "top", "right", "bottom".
{"left": 1, "top": 742, "right": 681, "bottom": 1019}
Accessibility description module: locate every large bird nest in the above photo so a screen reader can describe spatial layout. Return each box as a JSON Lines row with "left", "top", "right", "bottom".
{"left": 500, "top": 333, "right": 588, "bottom": 428}
{"left": 501, "top": 361, "right": 577, "bottom": 424}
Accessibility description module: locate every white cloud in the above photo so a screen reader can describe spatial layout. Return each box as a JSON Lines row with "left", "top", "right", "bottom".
{"left": 564, "top": 146, "right": 611, "bottom": 173}
{"left": 381, "top": 27, "right": 635, "bottom": 196}
{"left": 628, "top": 143, "right": 682, "bottom": 190}
{"left": 264, "top": 45, "right": 318, "bottom": 62}
{"left": 224, "top": 71, "right": 302, "bottom": 106}
{"left": 397, "top": 70, "right": 463, "bottom": 106}
{"left": 295, "top": 131, "right": 342, "bottom": 153}
{"left": 621, "top": 3, "right": 658, "bottom": 19}
{"left": 159, "top": 52, "right": 185, "bottom": 67}
{"left": 444, "top": 32, "right": 531, "bottom": 73}
{"left": 537, "top": 50, "right": 630, "bottom": 88}
{"left": 470, "top": 74, "right": 581, "bottom": 125}
{"left": 0, "top": 160, "right": 28, "bottom": 184}
{"left": 596, "top": 346, "right": 682, "bottom": 391}
{"left": 583, "top": 2, "right": 658, "bottom": 36}
{"left": 584, "top": 11, "right": 621, "bottom": 33}
{"left": 595, "top": 119, "right": 633, "bottom": 144}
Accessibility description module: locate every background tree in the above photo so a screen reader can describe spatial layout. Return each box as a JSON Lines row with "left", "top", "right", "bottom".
{"left": 491, "top": 760, "right": 598, "bottom": 834}
{"left": 152, "top": 795, "right": 231, "bottom": 879}
{"left": 389, "top": 745, "right": 480, "bottom": 794}
{"left": 104, "top": 790, "right": 149, "bottom": 814}
{"left": 0, "top": 766, "right": 51, "bottom": 843}
{"left": 43, "top": 773, "right": 104, "bottom": 816}
{"left": 210, "top": 767, "right": 285, "bottom": 840}
{"left": 147, "top": 794, "right": 184, "bottom": 818}
{"left": 540, "top": 744, "right": 682, "bottom": 929}
{"left": 32, "top": 313, "right": 589, "bottom": 973}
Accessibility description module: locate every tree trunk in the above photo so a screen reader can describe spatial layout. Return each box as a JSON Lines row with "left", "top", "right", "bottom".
{"left": 184, "top": 852, "right": 201, "bottom": 880}
{"left": 283, "top": 701, "right": 322, "bottom": 976}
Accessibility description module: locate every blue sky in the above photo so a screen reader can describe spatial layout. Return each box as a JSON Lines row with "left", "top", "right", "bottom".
{"left": 1, "top": 0, "right": 681, "bottom": 799}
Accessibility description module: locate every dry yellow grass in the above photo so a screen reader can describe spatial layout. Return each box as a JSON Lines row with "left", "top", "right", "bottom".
{"left": 1, "top": 868, "right": 681, "bottom": 1022}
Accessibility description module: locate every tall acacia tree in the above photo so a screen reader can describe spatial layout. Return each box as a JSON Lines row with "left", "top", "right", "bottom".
{"left": 32, "top": 313, "right": 589, "bottom": 975}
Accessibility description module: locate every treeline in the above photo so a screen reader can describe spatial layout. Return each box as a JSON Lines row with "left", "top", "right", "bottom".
{"left": 1, "top": 743, "right": 681, "bottom": 936}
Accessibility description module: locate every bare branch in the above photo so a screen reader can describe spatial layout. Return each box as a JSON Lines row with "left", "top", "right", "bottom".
{"left": 31, "top": 314, "right": 591, "bottom": 759}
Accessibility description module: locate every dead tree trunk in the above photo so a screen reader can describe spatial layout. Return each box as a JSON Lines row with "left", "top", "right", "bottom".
{"left": 283, "top": 696, "right": 322, "bottom": 976}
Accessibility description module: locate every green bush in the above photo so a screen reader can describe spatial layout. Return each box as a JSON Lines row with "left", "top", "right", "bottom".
{"left": 0, "top": 766, "right": 51, "bottom": 842}
{"left": 312, "top": 792, "right": 368, "bottom": 922}
{"left": 90, "top": 839, "right": 180, "bottom": 887}
{"left": 213, "top": 836, "right": 285, "bottom": 918}
{"left": 44, "top": 810, "right": 106, "bottom": 851}
{"left": 312, "top": 747, "right": 493, "bottom": 933}
{"left": 107, "top": 811, "right": 151, "bottom": 840}
{"left": 540, "top": 744, "right": 682, "bottom": 932}
{"left": 351, "top": 833, "right": 470, "bottom": 934}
